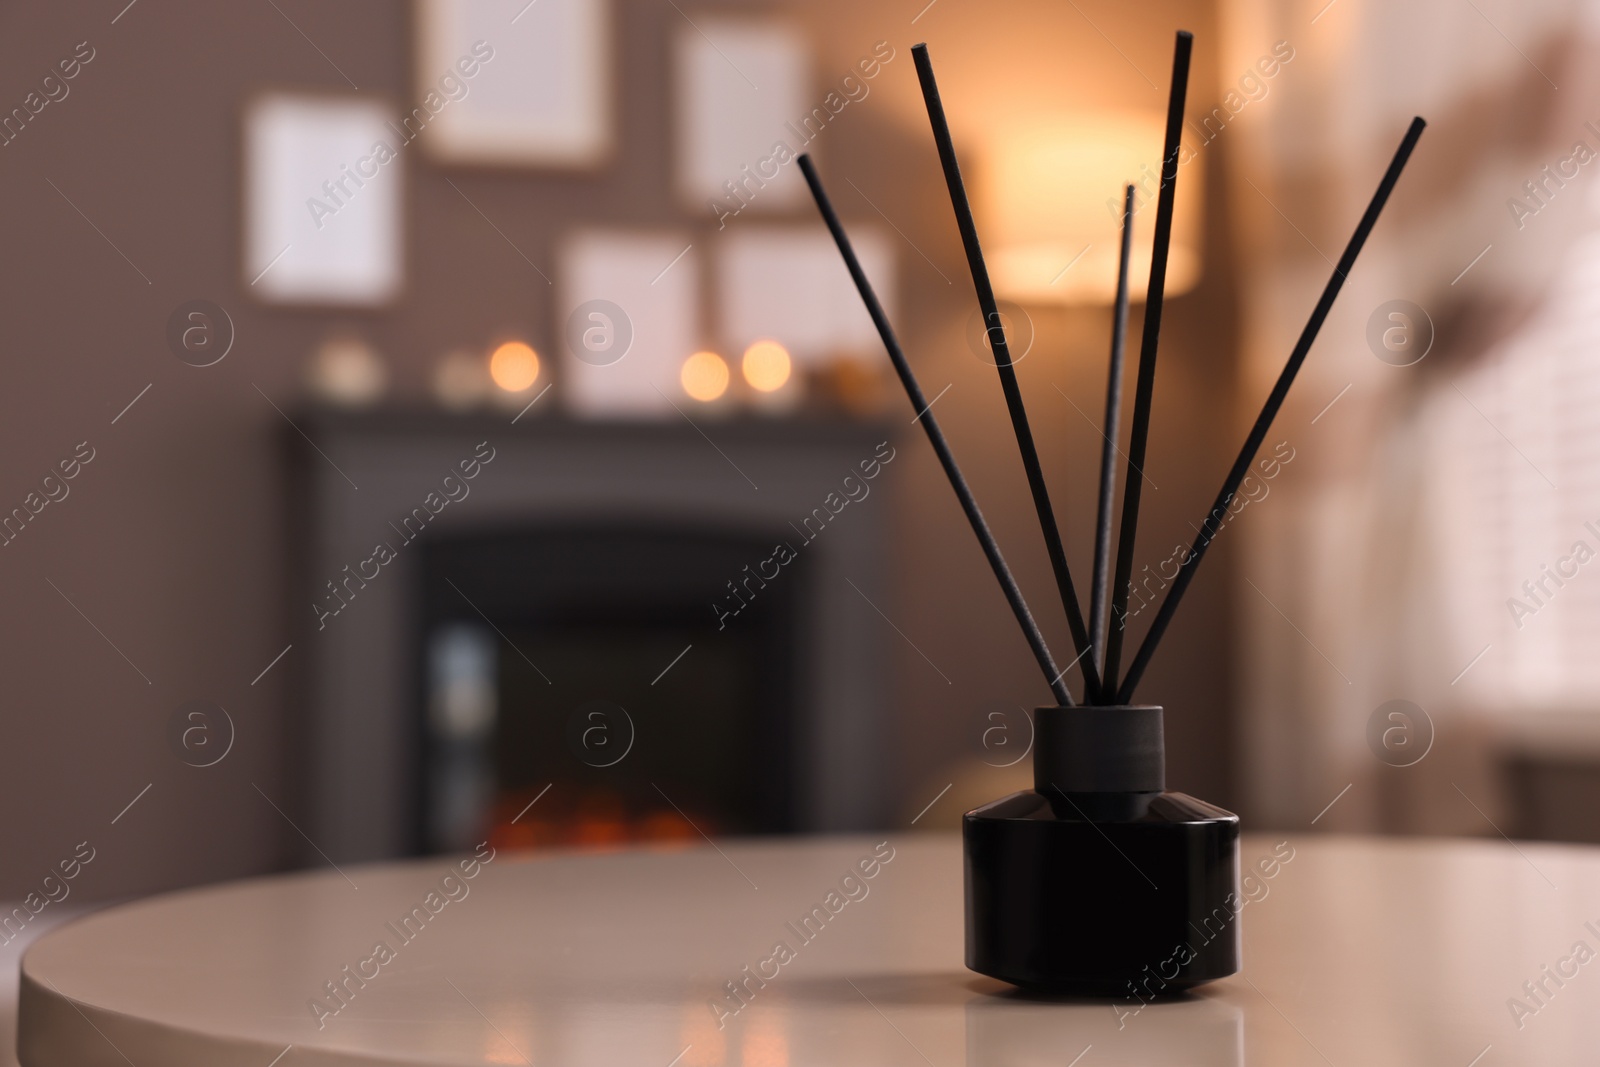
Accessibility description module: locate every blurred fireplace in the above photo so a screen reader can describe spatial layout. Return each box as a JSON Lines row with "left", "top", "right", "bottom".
{"left": 289, "top": 410, "right": 893, "bottom": 864}
{"left": 419, "top": 524, "right": 806, "bottom": 853}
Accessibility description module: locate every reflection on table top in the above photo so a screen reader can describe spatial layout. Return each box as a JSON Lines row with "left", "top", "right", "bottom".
{"left": 18, "top": 832, "right": 1600, "bottom": 1065}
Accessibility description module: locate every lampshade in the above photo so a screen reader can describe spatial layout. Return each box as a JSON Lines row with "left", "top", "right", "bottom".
{"left": 979, "top": 113, "right": 1203, "bottom": 306}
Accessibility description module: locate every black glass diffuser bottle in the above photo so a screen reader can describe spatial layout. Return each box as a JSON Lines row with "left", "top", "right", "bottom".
{"left": 964, "top": 705, "right": 1239, "bottom": 994}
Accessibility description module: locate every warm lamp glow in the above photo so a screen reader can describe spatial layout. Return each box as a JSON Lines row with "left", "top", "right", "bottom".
{"left": 979, "top": 114, "right": 1203, "bottom": 305}
{"left": 681, "top": 350, "right": 729, "bottom": 401}
{"left": 489, "top": 341, "right": 540, "bottom": 392}
{"left": 741, "top": 340, "right": 791, "bottom": 392}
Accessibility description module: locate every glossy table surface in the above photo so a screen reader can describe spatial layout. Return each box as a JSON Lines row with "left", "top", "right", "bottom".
{"left": 18, "top": 832, "right": 1600, "bottom": 1065}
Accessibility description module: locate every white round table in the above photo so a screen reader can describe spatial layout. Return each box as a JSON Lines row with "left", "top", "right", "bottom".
{"left": 17, "top": 833, "right": 1600, "bottom": 1065}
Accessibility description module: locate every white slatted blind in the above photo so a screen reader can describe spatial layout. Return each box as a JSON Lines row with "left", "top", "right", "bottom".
{"left": 1431, "top": 195, "right": 1600, "bottom": 707}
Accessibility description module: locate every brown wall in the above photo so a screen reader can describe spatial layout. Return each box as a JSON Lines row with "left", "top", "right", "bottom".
{"left": 0, "top": 0, "right": 1239, "bottom": 899}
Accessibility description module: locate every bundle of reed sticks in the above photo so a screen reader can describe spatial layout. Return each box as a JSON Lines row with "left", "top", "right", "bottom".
{"left": 798, "top": 31, "right": 1424, "bottom": 707}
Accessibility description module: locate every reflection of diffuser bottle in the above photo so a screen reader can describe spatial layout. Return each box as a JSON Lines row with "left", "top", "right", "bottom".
{"left": 964, "top": 975, "right": 1244, "bottom": 1067}
{"left": 798, "top": 31, "right": 1424, "bottom": 993}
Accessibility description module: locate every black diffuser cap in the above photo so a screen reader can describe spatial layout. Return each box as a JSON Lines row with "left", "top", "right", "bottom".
{"left": 1032, "top": 704, "right": 1165, "bottom": 793}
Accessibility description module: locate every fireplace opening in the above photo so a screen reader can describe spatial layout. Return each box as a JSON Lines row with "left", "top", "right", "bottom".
{"left": 416, "top": 523, "right": 808, "bottom": 854}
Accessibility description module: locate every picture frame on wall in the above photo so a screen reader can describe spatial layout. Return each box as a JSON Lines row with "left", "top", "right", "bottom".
{"left": 559, "top": 230, "right": 698, "bottom": 419}
{"left": 674, "top": 19, "right": 810, "bottom": 213}
{"left": 716, "top": 224, "right": 894, "bottom": 365}
{"left": 242, "top": 91, "right": 404, "bottom": 308}
{"left": 414, "top": 0, "right": 612, "bottom": 168}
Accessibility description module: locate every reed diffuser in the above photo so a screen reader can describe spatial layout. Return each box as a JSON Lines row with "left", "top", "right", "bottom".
{"left": 799, "top": 31, "right": 1424, "bottom": 993}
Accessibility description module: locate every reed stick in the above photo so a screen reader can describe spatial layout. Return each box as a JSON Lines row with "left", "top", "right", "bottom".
{"left": 798, "top": 154, "right": 1076, "bottom": 706}
{"left": 1089, "top": 184, "right": 1137, "bottom": 689}
{"left": 912, "top": 43, "right": 1101, "bottom": 701}
{"left": 1102, "top": 31, "right": 1193, "bottom": 697}
{"left": 1115, "top": 116, "right": 1427, "bottom": 703}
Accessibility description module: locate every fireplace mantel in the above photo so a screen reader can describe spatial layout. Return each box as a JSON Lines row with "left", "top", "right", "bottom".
{"left": 285, "top": 406, "right": 898, "bottom": 862}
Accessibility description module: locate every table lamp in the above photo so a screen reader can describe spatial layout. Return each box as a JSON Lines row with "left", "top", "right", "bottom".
{"left": 798, "top": 32, "right": 1425, "bottom": 993}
